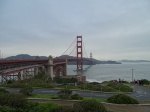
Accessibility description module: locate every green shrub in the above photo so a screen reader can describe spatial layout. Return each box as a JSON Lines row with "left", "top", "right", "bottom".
{"left": 0, "top": 93, "right": 27, "bottom": 107}
{"left": 141, "top": 79, "right": 149, "bottom": 85}
{"left": 107, "top": 83, "right": 133, "bottom": 92}
{"left": 21, "top": 102, "right": 39, "bottom": 112}
{"left": 12, "top": 102, "right": 40, "bottom": 112}
{"left": 31, "top": 83, "right": 53, "bottom": 88}
{"left": 0, "top": 88, "right": 9, "bottom": 95}
{"left": 19, "top": 85, "right": 33, "bottom": 96}
{"left": 34, "top": 103, "right": 59, "bottom": 112}
{"left": 73, "top": 99, "right": 107, "bottom": 112}
{"left": 0, "top": 105, "right": 15, "bottom": 112}
{"left": 54, "top": 77, "right": 78, "bottom": 84}
{"left": 107, "top": 94, "right": 139, "bottom": 104}
{"left": 71, "top": 94, "right": 83, "bottom": 100}
{"left": 57, "top": 88, "right": 72, "bottom": 99}
{"left": 5, "top": 83, "right": 27, "bottom": 88}
{"left": 51, "top": 96, "right": 59, "bottom": 99}
{"left": 90, "top": 82, "right": 100, "bottom": 85}
{"left": 54, "top": 106, "right": 74, "bottom": 112}
{"left": 102, "top": 86, "right": 117, "bottom": 92}
{"left": 119, "top": 85, "right": 133, "bottom": 92}
{"left": 7, "top": 80, "right": 13, "bottom": 84}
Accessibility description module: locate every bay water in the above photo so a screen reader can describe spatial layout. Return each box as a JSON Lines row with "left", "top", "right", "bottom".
{"left": 67, "top": 62, "right": 150, "bottom": 83}
{"left": 1, "top": 62, "right": 150, "bottom": 83}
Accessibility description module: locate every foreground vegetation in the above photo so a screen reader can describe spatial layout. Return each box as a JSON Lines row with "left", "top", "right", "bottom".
{"left": 0, "top": 71, "right": 149, "bottom": 111}
{"left": 0, "top": 71, "right": 135, "bottom": 93}
{"left": 0, "top": 88, "right": 107, "bottom": 112}
{"left": 0, "top": 86, "right": 140, "bottom": 112}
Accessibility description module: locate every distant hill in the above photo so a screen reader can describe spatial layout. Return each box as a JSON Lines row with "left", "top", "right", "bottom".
{"left": 56, "top": 55, "right": 121, "bottom": 65}
{"left": 120, "top": 59, "right": 150, "bottom": 63}
{"left": 5, "top": 54, "right": 121, "bottom": 64}
{"left": 5, "top": 54, "right": 48, "bottom": 60}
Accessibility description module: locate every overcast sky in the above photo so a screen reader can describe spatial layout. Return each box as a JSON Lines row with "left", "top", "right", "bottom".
{"left": 0, "top": 0, "right": 150, "bottom": 60}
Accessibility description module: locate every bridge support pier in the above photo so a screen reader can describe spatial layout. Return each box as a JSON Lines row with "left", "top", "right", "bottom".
{"left": 34, "top": 67, "right": 39, "bottom": 75}
{"left": 18, "top": 72, "right": 21, "bottom": 81}
{"left": 45, "top": 56, "right": 54, "bottom": 80}
{"left": 34, "top": 67, "right": 43, "bottom": 75}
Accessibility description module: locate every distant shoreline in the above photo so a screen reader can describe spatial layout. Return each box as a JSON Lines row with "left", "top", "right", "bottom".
{"left": 120, "top": 60, "right": 150, "bottom": 63}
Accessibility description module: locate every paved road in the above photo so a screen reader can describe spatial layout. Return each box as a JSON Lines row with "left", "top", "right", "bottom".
{"left": 129, "top": 85, "right": 150, "bottom": 101}
{"left": 3, "top": 85, "right": 150, "bottom": 101}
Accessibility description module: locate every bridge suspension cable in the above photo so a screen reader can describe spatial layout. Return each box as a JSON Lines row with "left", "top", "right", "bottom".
{"left": 83, "top": 40, "right": 88, "bottom": 58}
{"left": 61, "top": 37, "right": 76, "bottom": 56}
{"left": 69, "top": 45, "right": 76, "bottom": 56}
{"left": 61, "top": 36, "right": 89, "bottom": 59}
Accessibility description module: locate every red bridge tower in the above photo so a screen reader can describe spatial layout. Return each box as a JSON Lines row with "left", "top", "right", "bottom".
{"left": 76, "top": 36, "right": 83, "bottom": 71}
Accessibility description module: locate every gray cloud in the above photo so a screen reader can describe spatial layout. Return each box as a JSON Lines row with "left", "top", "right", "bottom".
{"left": 0, "top": 0, "right": 150, "bottom": 60}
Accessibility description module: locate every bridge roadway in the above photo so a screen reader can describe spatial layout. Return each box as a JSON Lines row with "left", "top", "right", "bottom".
{"left": 0, "top": 65, "right": 41, "bottom": 76}
{"left": 3, "top": 85, "right": 150, "bottom": 101}
{"left": 0, "top": 58, "right": 91, "bottom": 71}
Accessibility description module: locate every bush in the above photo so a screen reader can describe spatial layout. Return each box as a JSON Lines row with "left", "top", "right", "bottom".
{"left": 0, "top": 88, "right": 9, "bottom": 95}
{"left": 51, "top": 96, "right": 59, "bottom": 99}
{"left": 5, "top": 83, "right": 27, "bottom": 88}
{"left": 90, "top": 82, "right": 100, "bottom": 85}
{"left": 57, "top": 88, "right": 72, "bottom": 99}
{"left": 107, "top": 94, "right": 139, "bottom": 104}
{"left": 107, "top": 83, "right": 133, "bottom": 92}
{"left": 0, "top": 93, "right": 27, "bottom": 107}
{"left": 7, "top": 80, "right": 13, "bottom": 84}
{"left": 119, "top": 85, "right": 133, "bottom": 92}
{"left": 54, "top": 77, "right": 78, "bottom": 84}
{"left": 141, "top": 79, "right": 149, "bottom": 85}
{"left": 20, "top": 102, "right": 39, "bottom": 112}
{"left": 33, "top": 103, "right": 59, "bottom": 112}
{"left": 54, "top": 106, "right": 74, "bottom": 112}
{"left": 34, "top": 71, "right": 46, "bottom": 79}
{"left": 102, "top": 86, "right": 117, "bottom": 92}
{"left": 73, "top": 99, "right": 107, "bottom": 112}
{"left": 71, "top": 94, "right": 83, "bottom": 100}
{"left": 0, "top": 105, "right": 15, "bottom": 112}
{"left": 19, "top": 85, "right": 33, "bottom": 96}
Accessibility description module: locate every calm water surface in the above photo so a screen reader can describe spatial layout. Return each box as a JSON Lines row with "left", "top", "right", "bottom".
{"left": 67, "top": 62, "right": 150, "bottom": 83}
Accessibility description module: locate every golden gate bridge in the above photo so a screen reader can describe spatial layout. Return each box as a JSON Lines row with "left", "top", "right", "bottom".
{"left": 0, "top": 36, "right": 93, "bottom": 82}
